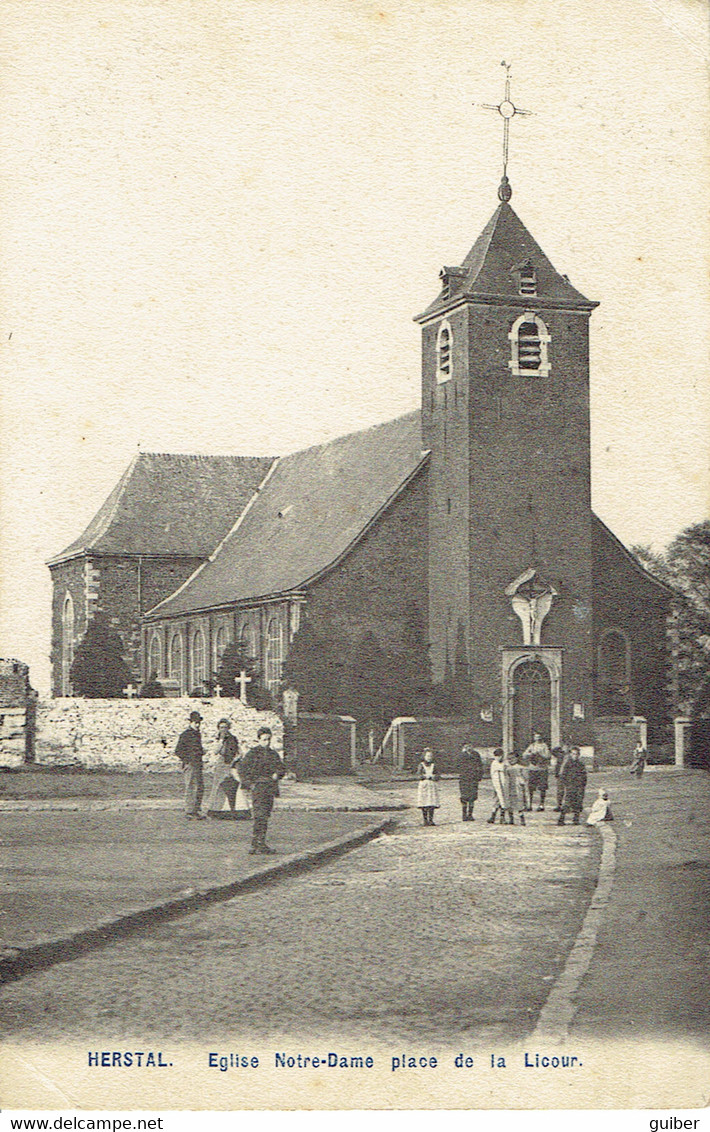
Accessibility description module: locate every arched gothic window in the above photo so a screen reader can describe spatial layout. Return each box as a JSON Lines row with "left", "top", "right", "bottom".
{"left": 169, "top": 633, "right": 183, "bottom": 686}
{"left": 508, "top": 312, "right": 551, "bottom": 378}
{"left": 214, "top": 626, "right": 227, "bottom": 672}
{"left": 239, "top": 620, "right": 257, "bottom": 662}
{"left": 191, "top": 629, "right": 206, "bottom": 691}
{"left": 148, "top": 633, "right": 162, "bottom": 679}
{"left": 61, "top": 593, "right": 74, "bottom": 696}
{"left": 436, "top": 321, "right": 452, "bottom": 384}
{"left": 265, "top": 618, "right": 284, "bottom": 691}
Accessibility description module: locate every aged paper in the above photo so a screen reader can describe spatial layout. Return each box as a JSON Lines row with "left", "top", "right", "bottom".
{"left": 1, "top": 0, "right": 708, "bottom": 1116}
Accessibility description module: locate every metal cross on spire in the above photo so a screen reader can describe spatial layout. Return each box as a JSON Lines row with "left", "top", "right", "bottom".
{"left": 475, "top": 61, "right": 532, "bottom": 202}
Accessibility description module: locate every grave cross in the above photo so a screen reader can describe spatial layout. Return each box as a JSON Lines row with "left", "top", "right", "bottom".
{"left": 214, "top": 683, "right": 223, "bottom": 698}
{"left": 123, "top": 683, "right": 138, "bottom": 699}
{"left": 236, "top": 670, "right": 252, "bottom": 704}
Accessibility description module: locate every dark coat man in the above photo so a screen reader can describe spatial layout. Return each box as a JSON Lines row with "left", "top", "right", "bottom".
{"left": 557, "top": 748, "right": 587, "bottom": 825}
{"left": 238, "top": 726, "right": 285, "bottom": 853}
{"left": 458, "top": 745, "right": 484, "bottom": 821}
{"left": 175, "top": 710, "right": 205, "bottom": 819}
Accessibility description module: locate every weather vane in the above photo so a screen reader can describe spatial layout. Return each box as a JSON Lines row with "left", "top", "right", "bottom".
{"left": 475, "top": 61, "right": 532, "bottom": 201}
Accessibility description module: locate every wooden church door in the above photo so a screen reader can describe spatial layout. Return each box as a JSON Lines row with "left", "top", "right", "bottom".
{"left": 512, "top": 660, "right": 552, "bottom": 749}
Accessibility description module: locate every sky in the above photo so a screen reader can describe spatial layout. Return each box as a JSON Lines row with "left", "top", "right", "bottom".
{"left": 1, "top": 0, "right": 708, "bottom": 697}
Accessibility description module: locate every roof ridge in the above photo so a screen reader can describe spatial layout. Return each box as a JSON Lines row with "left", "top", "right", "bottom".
{"left": 592, "top": 512, "right": 674, "bottom": 593}
{"left": 146, "top": 456, "right": 282, "bottom": 616}
{"left": 137, "top": 452, "right": 275, "bottom": 462}
{"left": 279, "top": 409, "right": 421, "bottom": 461}
{"left": 83, "top": 452, "right": 140, "bottom": 553}
{"left": 461, "top": 202, "right": 505, "bottom": 283}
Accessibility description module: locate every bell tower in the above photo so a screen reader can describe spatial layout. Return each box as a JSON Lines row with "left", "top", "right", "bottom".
{"left": 415, "top": 175, "right": 599, "bottom": 749}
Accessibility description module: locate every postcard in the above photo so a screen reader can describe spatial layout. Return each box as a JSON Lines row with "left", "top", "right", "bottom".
{"left": 0, "top": 0, "right": 708, "bottom": 1115}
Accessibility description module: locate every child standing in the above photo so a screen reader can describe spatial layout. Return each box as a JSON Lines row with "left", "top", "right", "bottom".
{"left": 487, "top": 748, "right": 508, "bottom": 824}
{"left": 416, "top": 748, "right": 441, "bottom": 826}
{"left": 630, "top": 741, "right": 647, "bottom": 779}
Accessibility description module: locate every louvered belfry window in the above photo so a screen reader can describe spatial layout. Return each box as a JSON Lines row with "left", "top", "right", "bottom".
{"left": 508, "top": 313, "right": 551, "bottom": 378}
{"left": 518, "top": 321, "right": 542, "bottom": 370}
{"left": 436, "top": 321, "right": 452, "bottom": 383}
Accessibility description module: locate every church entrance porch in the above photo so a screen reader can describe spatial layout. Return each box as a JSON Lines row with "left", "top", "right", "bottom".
{"left": 501, "top": 647, "right": 561, "bottom": 754}
{"left": 513, "top": 659, "right": 552, "bottom": 750}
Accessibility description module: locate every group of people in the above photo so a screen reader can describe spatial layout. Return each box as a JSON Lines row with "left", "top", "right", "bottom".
{"left": 416, "top": 734, "right": 612, "bottom": 828}
{"left": 174, "top": 711, "right": 284, "bottom": 854}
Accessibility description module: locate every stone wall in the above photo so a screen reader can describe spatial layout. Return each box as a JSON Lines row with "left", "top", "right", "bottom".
{"left": 591, "top": 716, "right": 645, "bottom": 766}
{"left": 34, "top": 697, "right": 283, "bottom": 771}
{"left": 0, "top": 659, "right": 34, "bottom": 765}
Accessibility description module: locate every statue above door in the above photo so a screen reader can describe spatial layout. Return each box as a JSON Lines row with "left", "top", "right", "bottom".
{"left": 505, "top": 568, "right": 558, "bottom": 646}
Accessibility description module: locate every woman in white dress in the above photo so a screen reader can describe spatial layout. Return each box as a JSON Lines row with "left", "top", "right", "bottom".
{"left": 416, "top": 748, "right": 441, "bottom": 826}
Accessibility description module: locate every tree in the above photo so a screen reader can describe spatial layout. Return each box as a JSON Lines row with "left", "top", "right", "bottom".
{"left": 345, "top": 631, "right": 390, "bottom": 737}
{"left": 429, "top": 620, "right": 470, "bottom": 715}
{"left": 280, "top": 617, "right": 344, "bottom": 712}
{"left": 214, "top": 640, "right": 270, "bottom": 709}
{"left": 140, "top": 670, "right": 165, "bottom": 698}
{"left": 69, "top": 616, "right": 132, "bottom": 698}
{"left": 383, "top": 602, "right": 432, "bottom": 718}
{"left": 633, "top": 520, "right": 710, "bottom": 714}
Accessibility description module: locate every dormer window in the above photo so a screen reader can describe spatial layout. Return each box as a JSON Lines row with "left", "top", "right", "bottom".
{"left": 436, "top": 320, "right": 452, "bottom": 383}
{"left": 508, "top": 312, "right": 551, "bottom": 377}
{"left": 513, "top": 259, "right": 537, "bottom": 297}
{"left": 439, "top": 265, "right": 466, "bottom": 303}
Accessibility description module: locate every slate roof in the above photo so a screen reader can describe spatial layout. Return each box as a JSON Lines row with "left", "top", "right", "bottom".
{"left": 416, "top": 201, "right": 596, "bottom": 321}
{"left": 146, "top": 412, "right": 429, "bottom": 618}
{"left": 48, "top": 453, "right": 276, "bottom": 564}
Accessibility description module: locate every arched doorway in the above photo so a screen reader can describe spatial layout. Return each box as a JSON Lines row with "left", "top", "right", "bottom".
{"left": 513, "top": 659, "right": 552, "bottom": 750}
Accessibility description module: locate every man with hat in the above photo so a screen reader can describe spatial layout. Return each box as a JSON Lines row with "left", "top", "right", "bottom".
{"left": 175, "top": 710, "right": 206, "bottom": 820}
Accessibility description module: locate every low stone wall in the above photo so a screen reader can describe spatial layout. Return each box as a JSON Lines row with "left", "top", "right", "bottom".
{"left": 591, "top": 716, "right": 644, "bottom": 766}
{"left": 33, "top": 698, "right": 283, "bottom": 772}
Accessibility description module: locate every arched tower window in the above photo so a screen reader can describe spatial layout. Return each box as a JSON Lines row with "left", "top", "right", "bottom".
{"left": 169, "top": 633, "right": 183, "bottom": 686}
{"left": 436, "top": 320, "right": 453, "bottom": 384}
{"left": 508, "top": 312, "right": 551, "bottom": 378}
{"left": 265, "top": 618, "right": 284, "bottom": 691}
{"left": 191, "top": 628, "right": 206, "bottom": 691}
{"left": 61, "top": 593, "right": 74, "bottom": 696}
{"left": 148, "top": 633, "right": 162, "bottom": 679}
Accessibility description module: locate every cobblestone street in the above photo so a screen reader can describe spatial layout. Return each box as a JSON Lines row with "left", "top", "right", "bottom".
{"left": 0, "top": 780, "right": 600, "bottom": 1048}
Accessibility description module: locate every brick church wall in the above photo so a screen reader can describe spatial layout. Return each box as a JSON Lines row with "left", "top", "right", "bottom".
{"left": 49, "top": 558, "right": 88, "bottom": 697}
{"left": 592, "top": 520, "right": 670, "bottom": 733}
{"left": 304, "top": 469, "right": 428, "bottom": 660}
{"left": 50, "top": 555, "right": 205, "bottom": 694}
{"left": 421, "top": 309, "right": 472, "bottom": 681}
{"left": 464, "top": 307, "right": 594, "bottom": 723}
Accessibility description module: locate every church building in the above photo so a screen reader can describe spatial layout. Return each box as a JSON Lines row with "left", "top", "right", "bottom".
{"left": 49, "top": 177, "right": 671, "bottom": 753}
